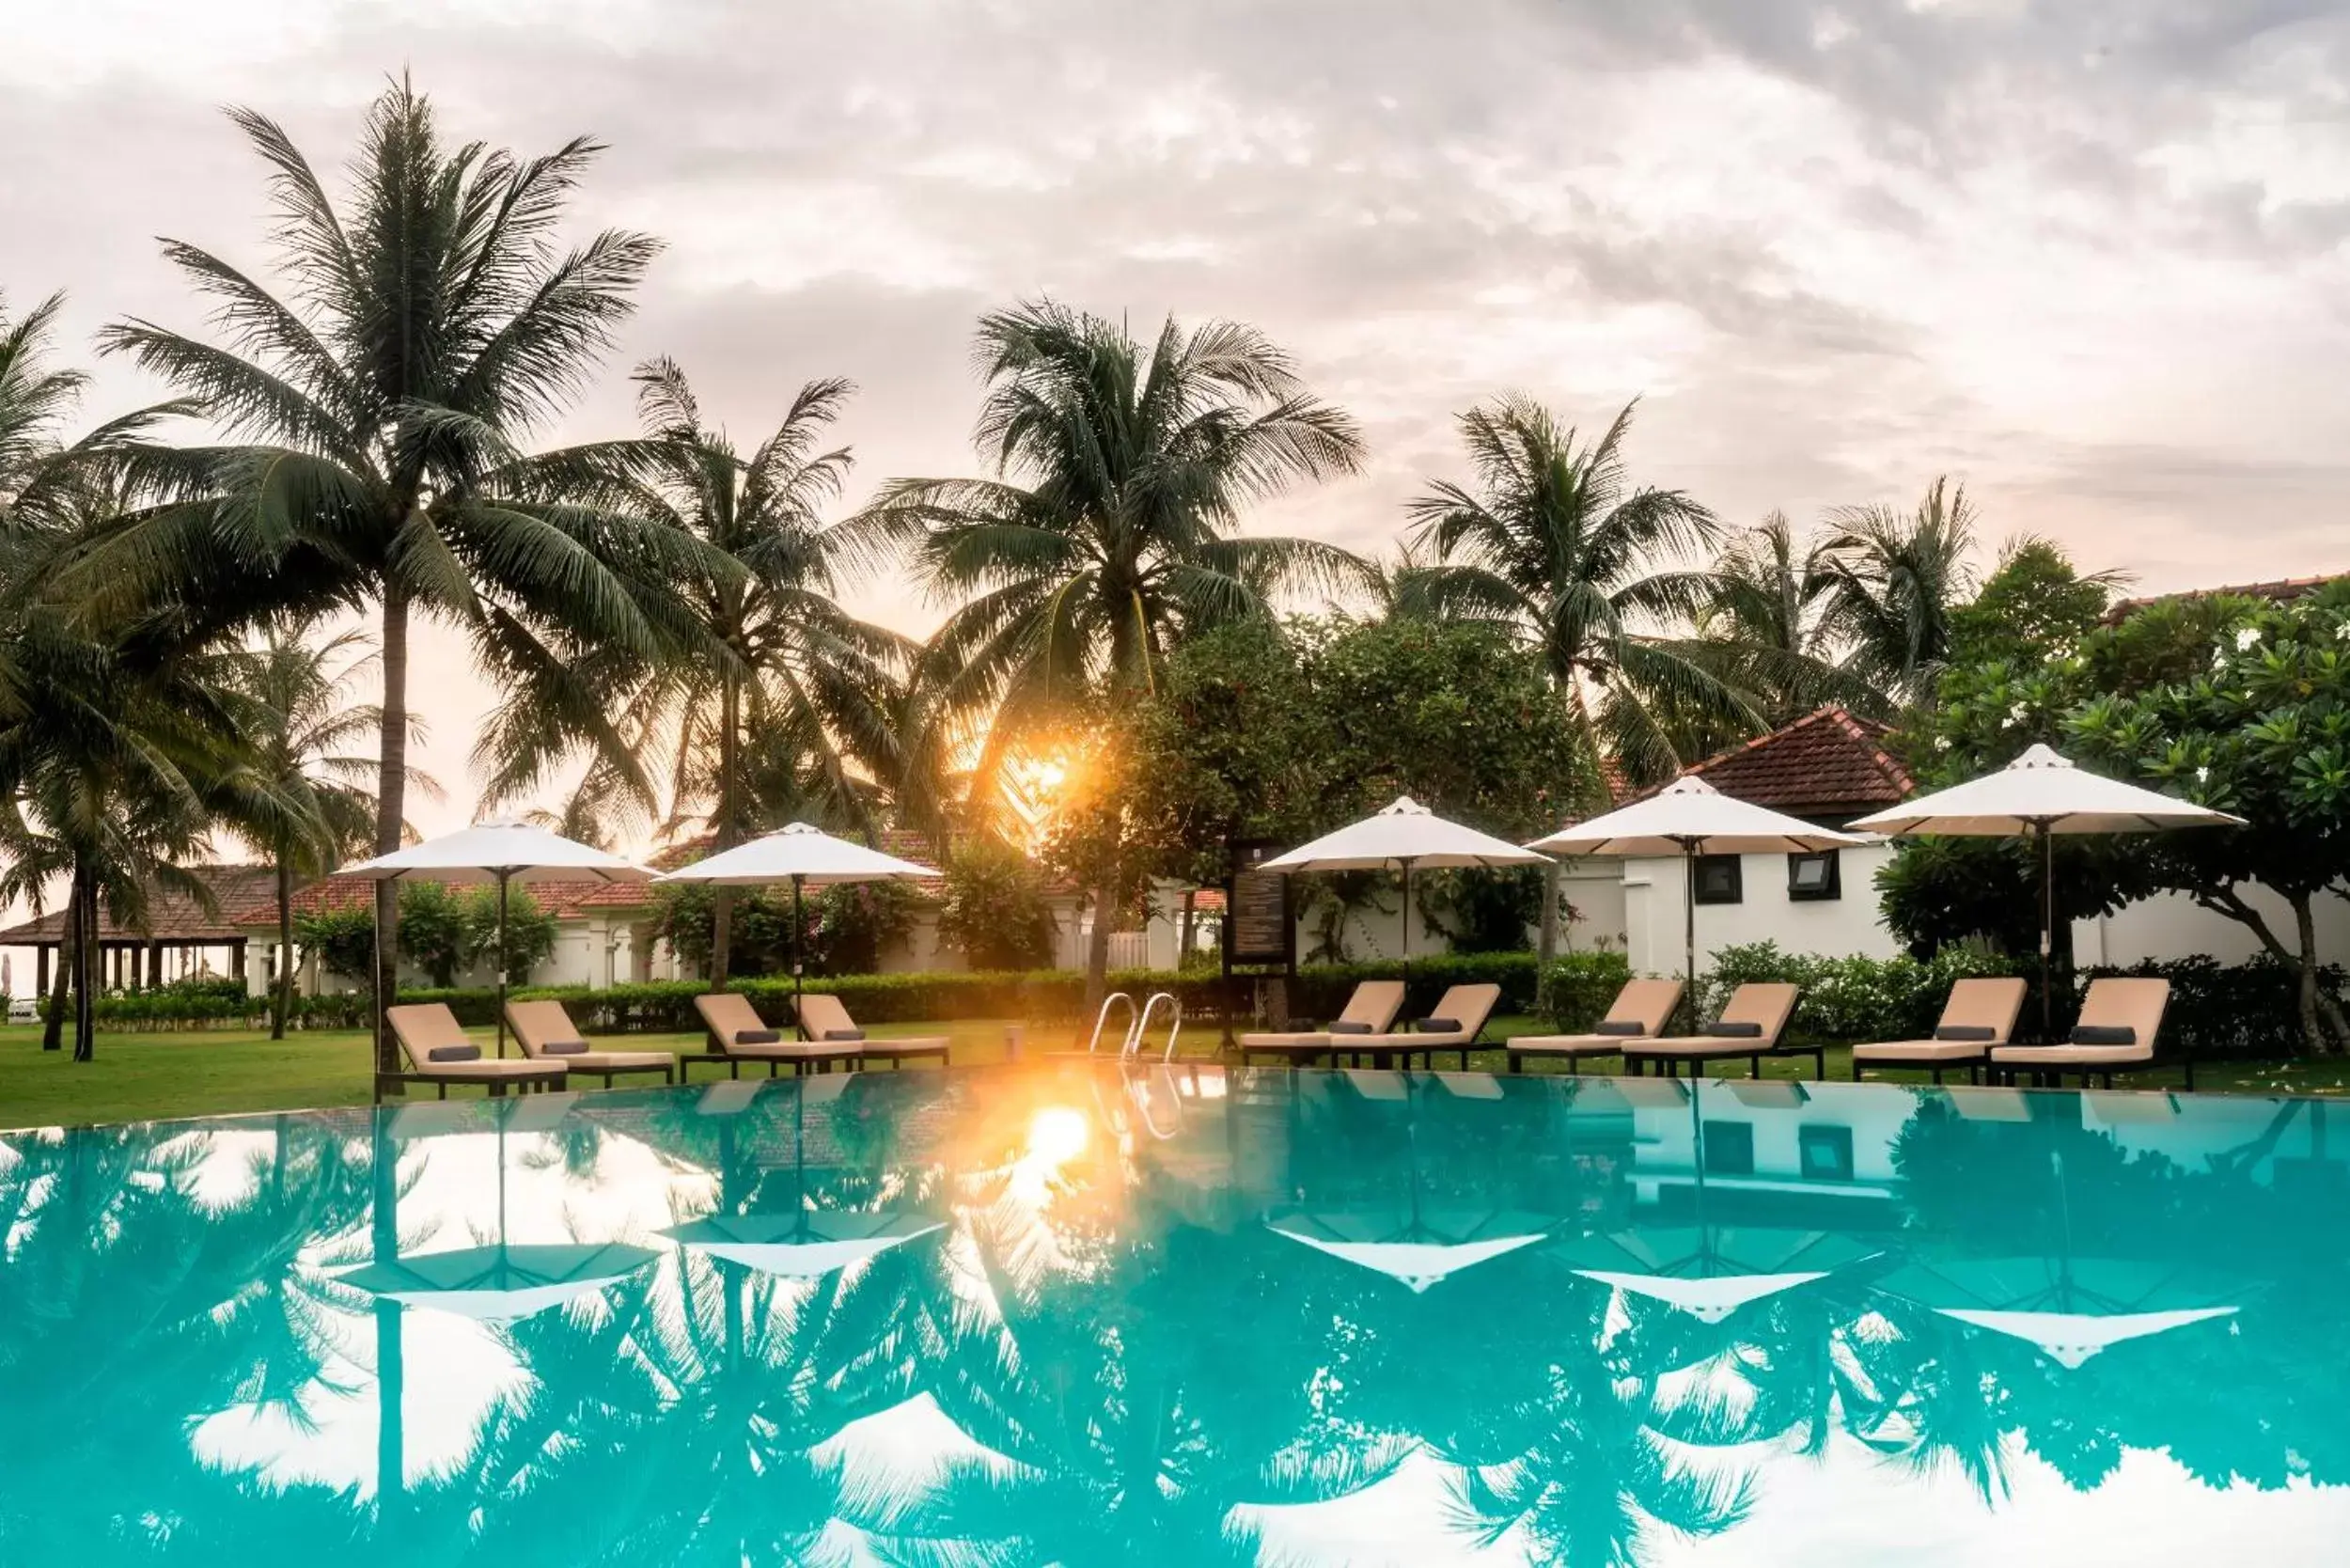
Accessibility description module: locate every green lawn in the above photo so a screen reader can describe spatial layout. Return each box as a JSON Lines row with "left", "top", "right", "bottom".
{"left": 2, "top": 1016, "right": 2341, "bottom": 1130}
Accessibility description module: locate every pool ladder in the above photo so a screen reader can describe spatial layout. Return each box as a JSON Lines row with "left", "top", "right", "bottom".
{"left": 1082, "top": 990, "right": 1184, "bottom": 1062}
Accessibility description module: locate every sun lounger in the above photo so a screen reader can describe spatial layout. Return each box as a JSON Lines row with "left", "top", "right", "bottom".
{"left": 505, "top": 998, "right": 676, "bottom": 1087}
{"left": 683, "top": 993, "right": 863, "bottom": 1081}
{"left": 1504, "top": 978, "right": 1684, "bottom": 1074}
{"left": 1238, "top": 980, "right": 1407, "bottom": 1066}
{"left": 1325, "top": 983, "right": 1502, "bottom": 1070}
{"left": 382, "top": 1003, "right": 567, "bottom": 1101}
{"left": 793, "top": 992, "right": 949, "bottom": 1069}
{"left": 1851, "top": 977, "right": 2029, "bottom": 1085}
{"left": 1991, "top": 977, "right": 2181, "bottom": 1089}
{"left": 1621, "top": 982, "right": 1812, "bottom": 1079}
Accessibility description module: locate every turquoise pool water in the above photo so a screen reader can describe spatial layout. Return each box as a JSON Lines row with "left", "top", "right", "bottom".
{"left": 3, "top": 1064, "right": 2344, "bottom": 1563}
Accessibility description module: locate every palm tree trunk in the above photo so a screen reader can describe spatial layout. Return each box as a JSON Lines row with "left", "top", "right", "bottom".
{"left": 710, "top": 671, "right": 739, "bottom": 987}
{"left": 1537, "top": 860, "right": 1562, "bottom": 964}
{"left": 42, "top": 876, "right": 77, "bottom": 1052}
{"left": 1084, "top": 872, "right": 1119, "bottom": 1011}
{"left": 71, "top": 861, "right": 98, "bottom": 1062}
{"left": 1178, "top": 887, "right": 1197, "bottom": 963}
{"left": 273, "top": 855, "right": 294, "bottom": 1041}
{"left": 373, "top": 586, "right": 410, "bottom": 1079}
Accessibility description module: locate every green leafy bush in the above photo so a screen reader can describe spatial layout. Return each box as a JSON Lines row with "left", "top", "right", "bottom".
{"left": 1537, "top": 950, "right": 1635, "bottom": 1031}
{"left": 934, "top": 840, "right": 1058, "bottom": 971}
{"left": 1697, "top": 941, "right": 2027, "bottom": 1044}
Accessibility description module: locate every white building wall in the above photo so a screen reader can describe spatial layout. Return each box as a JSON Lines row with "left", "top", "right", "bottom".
{"left": 1620, "top": 844, "right": 1904, "bottom": 980}
{"left": 2076, "top": 886, "right": 2350, "bottom": 970}
{"left": 1599, "top": 842, "right": 2350, "bottom": 980}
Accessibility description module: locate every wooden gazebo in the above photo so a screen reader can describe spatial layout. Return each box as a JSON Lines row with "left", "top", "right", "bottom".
{"left": 0, "top": 865, "right": 274, "bottom": 996}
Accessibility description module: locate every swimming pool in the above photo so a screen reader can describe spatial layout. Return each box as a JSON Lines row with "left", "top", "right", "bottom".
{"left": 3, "top": 1064, "right": 2343, "bottom": 1563}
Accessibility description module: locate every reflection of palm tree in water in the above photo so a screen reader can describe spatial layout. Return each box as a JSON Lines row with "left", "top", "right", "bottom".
{"left": 0, "top": 1114, "right": 377, "bottom": 1547}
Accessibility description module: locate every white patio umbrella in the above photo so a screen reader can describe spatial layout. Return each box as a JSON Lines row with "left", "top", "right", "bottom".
{"left": 343, "top": 821, "right": 652, "bottom": 1055}
{"left": 1851, "top": 745, "right": 2243, "bottom": 1040}
{"left": 1259, "top": 797, "right": 1549, "bottom": 986}
{"left": 1529, "top": 776, "right": 1866, "bottom": 1023}
{"left": 652, "top": 823, "right": 937, "bottom": 1037}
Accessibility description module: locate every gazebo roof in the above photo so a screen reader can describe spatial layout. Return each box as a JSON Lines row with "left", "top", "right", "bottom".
{"left": 0, "top": 865, "right": 277, "bottom": 947}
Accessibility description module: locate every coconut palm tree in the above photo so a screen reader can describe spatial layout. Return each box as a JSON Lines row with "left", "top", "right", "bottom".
{"left": 80, "top": 77, "right": 714, "bottom": 1076}
{"left": 1405, "top": 395, "right": 1747, "bottom": 957}
{"left": 1698, "top": 511, "right": 1885, "bottom": 725}
{"left": 859, "top": 299, "right": 1367, "bottom": 1002}
{"left": 217, "top": 624, "right": 431, "bottom": 1038}
{"left": 1819, "top": 476, "right": 1979, "bottom": 709}
{"left": 484, "top": 358, "right": 911, "bottom": 984}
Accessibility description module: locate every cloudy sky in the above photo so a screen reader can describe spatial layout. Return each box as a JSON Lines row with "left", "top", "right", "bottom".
{"left": 6, "top": 0, "right": 2349, "bottom": 835}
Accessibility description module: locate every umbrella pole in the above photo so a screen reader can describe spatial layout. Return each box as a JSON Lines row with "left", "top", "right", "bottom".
{"left": 792, "top": 873, "right": 807, "bottom": 1042}
{"left": 2037, "top": 822, "right": 2054, "bottom": 1044}
{"left": 1683, "top": 839, "right": 1699, "bottom": 1034}
{"left": 1399, "top": 856, "right": 1414, "bottom": 1000}
{"left": 495, "top": 869, "right": 511, "bottom": 1058}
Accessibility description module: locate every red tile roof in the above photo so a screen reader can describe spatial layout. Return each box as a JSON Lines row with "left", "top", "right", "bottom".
{"left": 2103, "top": 573, "right": 2344, "bottom": 624}
{"left": 231, "top": 873, "right": 659, "bottom": 925}
{"left": 1673, "top": 705, "right": 1914, "bottom": 820}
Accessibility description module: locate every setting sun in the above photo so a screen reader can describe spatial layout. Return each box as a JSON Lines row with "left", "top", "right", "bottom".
{"left": 1026, "top": 1105, "right": 1089, "bottom": 1168}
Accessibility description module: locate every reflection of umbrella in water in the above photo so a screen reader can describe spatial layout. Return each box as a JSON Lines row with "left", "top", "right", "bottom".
{"left": 662, "top": 1210, "right": 945, "bottom": 1280}
{"left": 1557, "top": 1227, "right": 1882, "bottom": 1324}
{"left": 1554, "top": 1077, "right": 1878, "bottom": 1321}
{"left": 1876, "top": 1255, "right": 2238, "bottom": 1368}
{"left": 1268, "top": 1207, "right": 1550, "bottom": 1293}
{"left": 341, "top": 1093, "right": 658, "bottom": 1322}
{"left": 661, "top": 1074, "right": 944, "bottom": 1281}
{"left": 339, "top": 1240, "right": 662, "bottom": 1322}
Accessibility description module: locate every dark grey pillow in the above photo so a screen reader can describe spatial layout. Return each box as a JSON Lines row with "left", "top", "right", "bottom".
{"left": 1418, "top": 1016, "right": 1461, "bottom": 1034}
{"left": 1326, "top": 1020, "right": 1373, "bottom": 1035}
{"left": 733, "top": 1028, "right": 781, "bottom": 1045}
{"left": 1706, "top": 1020, "right": 1764, "bottom": 1039}
{"left": 823, "top": 1028, "right": 866, "bottom": 1042}
{"left": 2071, "top": 1024, "right": 2138, "bottom": 1046}
{"left": 428, "top": 1044, "right": 481, "bottom": 1063}
{"left": 1935, "top": 1025, "right": 1996, "bottom": 1042}
{"left": 541, "top": 1039, "right": 590, "bottom": 1056}
{"left": 1595, "top": 1019, "right": 1644, "bottom": 1037}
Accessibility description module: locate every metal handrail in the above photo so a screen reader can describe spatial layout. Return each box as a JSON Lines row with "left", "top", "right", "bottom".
{"left": 1085, "top": 992, "right": 1138, "bottom": 1055}
{"left": 1136, "top": 991, "right": 1183, "bottom": 1062}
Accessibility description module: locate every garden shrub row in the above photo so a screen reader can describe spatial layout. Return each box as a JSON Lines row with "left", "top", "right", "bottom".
{"left": 1687, "top": 941, "right": 2347, "bottom": 1061}
{"left": 56, "top": 950, "right": 1548, "bottom": 1033}
{"left": 55, "top": 945, "right": 2342, "bottom": 1061}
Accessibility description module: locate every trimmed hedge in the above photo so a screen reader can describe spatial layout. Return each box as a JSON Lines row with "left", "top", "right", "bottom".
{"left": 51, "top": 950, "right": 1547, "bottom": 1033}
{"left": 58, "top": 944, "right": 2335, "bottom": 1060}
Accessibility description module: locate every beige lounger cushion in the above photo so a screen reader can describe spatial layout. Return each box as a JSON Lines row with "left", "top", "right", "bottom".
{"left": 692, "top": 993, "right": 855, "bottom": 1058}
{"left": 1850, "top": 1039, "right": 1998, "bottom": 1064}
{"left": 1239, "top": 1032, "right": 1346, "bottom": 1052}
{"left": 1240, "top": 980, "right": 1406, "bottom": 1049}
{"left": 387, "top": 1003, "right": 560, "bottom": 1078}
{"left": 795, "top": 993, "right": 946, "bottom": 1054}
{"left": 1343, "top": 983, "right": 1502, "bottom": 1051}
{"left": 1509, "top": 978, "right": 1684, "bottom": 1057}
{"left": 1854, "top": 977, "right": 2029, "bottom": 1064}
{"left": 1624, "top": 982, "right": 1799, "bottom": 1057}
{"left": 1992, "top": 977, "right": 2170, "bottom": 1068}
{"left": 505, "top": 998, "right": 674, "bottom": 1071}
